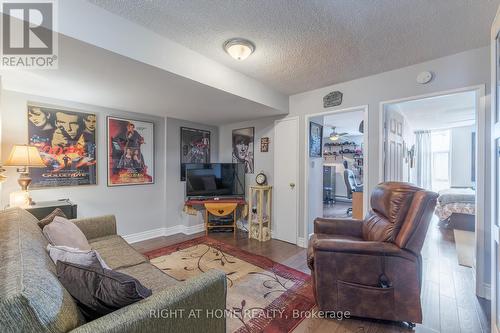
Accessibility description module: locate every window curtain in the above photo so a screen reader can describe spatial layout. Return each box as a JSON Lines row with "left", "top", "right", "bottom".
{"left": 415, "top": 130, "right": 432, "bottom": 189}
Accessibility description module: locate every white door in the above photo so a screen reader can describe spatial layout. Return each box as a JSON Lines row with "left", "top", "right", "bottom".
{"left": 274, "top": 117, "right": 299, "bottom": 244}
{"left": 384, "top": 108, "right": 405, "bottom": 181}
{"left": 491, "top": 8, "right": 500, "bottom": 333}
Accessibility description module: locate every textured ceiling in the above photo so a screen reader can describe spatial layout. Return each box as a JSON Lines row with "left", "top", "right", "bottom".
{"left": 388, "top": 91, "right": 476, "bottom": 131}
{"left": 324, "top": 110, "right": 364, "bottom": 135}
{"left": 88, "top": 0, "right": 499, "bottom": 95}
{"left": 0, "top": 36, "right": 282, "bottom": 125}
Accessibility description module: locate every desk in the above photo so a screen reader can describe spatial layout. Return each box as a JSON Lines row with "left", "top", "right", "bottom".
{"left": 352, "top": 192, "right": 363, "bottom": 220}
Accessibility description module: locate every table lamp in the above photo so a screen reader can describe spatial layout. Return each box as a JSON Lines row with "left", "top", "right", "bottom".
{"left": 4, "top": 144, "right": 46, "bottom": 207}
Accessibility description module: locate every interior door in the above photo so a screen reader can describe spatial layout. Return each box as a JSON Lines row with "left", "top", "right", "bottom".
{"left": 492, "top": 8, "right": 500, "bottom": 333}
{"left": 273, "top": 117, "right": 299, "bottom": 244}
{"left": 384, "top": 108, "right": 405, "bottom": 181}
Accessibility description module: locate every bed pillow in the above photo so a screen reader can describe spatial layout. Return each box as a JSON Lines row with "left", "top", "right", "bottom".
{"left": 43, "top": 216, "right": 91, "bottom": 250}
{"left": 47, "top": 244, "right": 110, "bottom": 269}
{"left": 56, "top": 261, "right": 152, "bottom": 320}
{"left": 38, "top": 208, "right": 67, "bottom": 229}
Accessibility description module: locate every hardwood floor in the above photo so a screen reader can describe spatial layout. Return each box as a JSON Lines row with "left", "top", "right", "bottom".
{"left": 132, "top": 217, "right": 490, "bottom": 333}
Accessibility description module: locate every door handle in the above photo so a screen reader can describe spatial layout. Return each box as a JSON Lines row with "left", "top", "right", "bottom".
{"left": 289, "top": 182, "right": 295, "bottom": 189}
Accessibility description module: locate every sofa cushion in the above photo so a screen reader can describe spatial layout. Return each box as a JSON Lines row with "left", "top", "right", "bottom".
{"left": 38, "top": 208, "right": 67, "bottom": 229}
{"left": 47, "top": 244, "right": 110, "bottom": 269}
{"left": 0, "top": 208, "right": 84, "bottom": 333}
{"left": 117, "top": 262, "right": 179, "bottom": 293}
{"left": 56, "top": 261, "right": 152, "bottom": 321}
{"left": 43, "top": 216, "right": 91, "bottom": 250}
{"left": 89, "top": 235, "right": 147, "bottom": 269}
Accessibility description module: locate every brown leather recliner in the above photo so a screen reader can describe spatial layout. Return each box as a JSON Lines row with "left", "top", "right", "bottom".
{"left": 307, "top": 182, "right": 438, "bottom": 324}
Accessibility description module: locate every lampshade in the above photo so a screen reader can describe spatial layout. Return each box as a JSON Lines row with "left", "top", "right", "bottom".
{"left": 5, "top": 145, "right": 45, "bottom": 167}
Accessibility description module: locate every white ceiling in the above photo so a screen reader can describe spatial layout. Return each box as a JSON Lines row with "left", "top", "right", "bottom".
{"left": 88, "top": 0, "right": 499, "bottom": 95}
{"left": 323, "top": 110, "right": 364, "bottom": 136}
{"left": 387, "top": 91, "right": 476, "bottom": 131}
{"left": 0, "top": 35, "right": 284, "bottom": 125}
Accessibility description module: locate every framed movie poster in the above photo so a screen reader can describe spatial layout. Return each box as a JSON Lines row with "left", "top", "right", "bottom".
{"left": 28, "top": 104, "right": 97, "bottom": 188}
{"left": 232, "top": 127, "right": 254, "bottom": 173}
{"left": 180, "top": 127, "right": 211, "bottom": 180}
{"left": 107, "top": 116, "right": 154, "bottom": 186}
{"left": 309, "top": 122, "right": 323, "bottom": 157}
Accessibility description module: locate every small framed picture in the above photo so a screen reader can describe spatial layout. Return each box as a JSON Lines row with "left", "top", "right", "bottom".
{"left": 309, "top": 122, "right": 323, "bottom": 157}
{"left": 260, "top": 137, "right": 269, "bottom": 152}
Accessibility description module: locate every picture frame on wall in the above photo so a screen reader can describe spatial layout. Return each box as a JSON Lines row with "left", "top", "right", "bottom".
{"left": 28, "top": 104, "right": 97, "bottom": 188}
{"left": 309, "top": 122, "right": 323, "bottom": 158}
{"left": 180, "top": 127, "right": 211, "bottom": 180}
{"left": 260, "top": 137, "right": 270, "bottom": 152}
{"left": 232, "top": 127, "right": 255, "bottom": 173}
{"left": 107, "top": 116, "right": 155, "bottom": 186}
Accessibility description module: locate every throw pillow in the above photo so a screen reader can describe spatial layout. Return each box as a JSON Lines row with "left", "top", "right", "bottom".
{"left": 56, "top": 261, "right": 152, "bottom": 320}
{"left": 47, "top": 244, "right": 110, "bottom": 269}
{"left": 38, "top": 208, "right": 67, "bottom": 229}
{"left": 43, "top": 216, "right": 91, "bottom": 250}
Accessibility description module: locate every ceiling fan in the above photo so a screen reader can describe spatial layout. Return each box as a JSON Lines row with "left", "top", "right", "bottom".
{"left": 328, "top": 127, "right": 348, "bottom": 141}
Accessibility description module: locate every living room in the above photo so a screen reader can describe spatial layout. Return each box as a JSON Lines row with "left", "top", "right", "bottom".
{"left": 1, "top": 1, "right": 499, "bottom": 333}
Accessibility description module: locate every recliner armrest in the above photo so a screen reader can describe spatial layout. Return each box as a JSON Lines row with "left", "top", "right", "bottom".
{"left": 312, "top": 238, "right": 416, "bottom": 261}
{"left": 314, "top": 217, "right": 363, "bottom": 238}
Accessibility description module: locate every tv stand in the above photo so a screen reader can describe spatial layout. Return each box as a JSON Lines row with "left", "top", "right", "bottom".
{"left": 184, "top": 198, "right": 246, "bottom": 237}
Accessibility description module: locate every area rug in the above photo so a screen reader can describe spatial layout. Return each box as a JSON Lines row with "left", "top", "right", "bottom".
{"left": 144, "top": 236, "right": 315, "bottom": 333}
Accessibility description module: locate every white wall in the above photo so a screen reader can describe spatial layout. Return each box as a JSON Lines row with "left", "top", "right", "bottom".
{"left": 219, "top": 116, "right": 278, "bottom": 193}
{"left": 0, "top": 90, "right": 167, "bottom": 236}
{"left": 165, "top": 117, "right": 218, "bottom": 227}
{"left": 283, "top": 46, "right": 490, "bottom": 292}
{"left": 218, "top": 115, "right": 279, "bottom": 231}
{"left": 451, "top": 125, "right": 475, "bottom": 187}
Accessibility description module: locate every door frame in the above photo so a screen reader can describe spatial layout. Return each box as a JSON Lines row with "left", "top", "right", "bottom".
{"left": 273, "top": 116, "right": 300, "bottom": 245}
{"left": 491, "top": 7, "right": 500, "bottom": 332}
{"left": 303, "top": 105, "right": 369, "bottom": 248}
{"left": 379, "top": 85, "right": 487, "bottom": 298}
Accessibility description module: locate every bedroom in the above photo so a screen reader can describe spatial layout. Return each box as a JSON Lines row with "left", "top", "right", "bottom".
{"left": 383, "top": 90, "right": 477, "bottom": 269}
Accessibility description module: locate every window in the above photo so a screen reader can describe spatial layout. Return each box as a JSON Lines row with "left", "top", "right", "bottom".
{"left": 431, "top": 130, "right": 450, "bottom": 191}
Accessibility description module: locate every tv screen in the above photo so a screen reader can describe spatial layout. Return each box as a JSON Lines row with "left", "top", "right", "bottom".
{"left": 186, "top": 163, "right": 245, "bottom": 198}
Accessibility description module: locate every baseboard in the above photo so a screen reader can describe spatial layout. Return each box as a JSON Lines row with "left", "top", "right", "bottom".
{"left": 483, "top": 283, "right": 492, "bottom": 300}
{"left": 471, "top": 265, "right": 492, "bottom": 300}
{"left": 123, "top": 223, "right": 204, "bottom": 244}
{"left": 181, "top": 223, "right": 205, "bottom": 235}
{"left": 297, "top": 237, "right": 306, "bottom": 248}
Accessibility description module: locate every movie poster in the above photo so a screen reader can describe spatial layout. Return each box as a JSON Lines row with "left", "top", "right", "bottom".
{"left": 107, "top": 116, "right": 154, "bottom": 186}
{"left": 232, "top": 127, "right": 254, "bottom": 173}
{"left": 28, "top": 105, "right": 97, "bottom": 188}
{"left": 180, "top": 127, "right": 210, "bottom": 180}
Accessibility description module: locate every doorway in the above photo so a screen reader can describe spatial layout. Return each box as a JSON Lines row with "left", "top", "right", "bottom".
{"left": 381, "top": 87, "right": 486, "bottom": 299}
{"left": 304, "top": 106, "right": 368, "bottom": 242}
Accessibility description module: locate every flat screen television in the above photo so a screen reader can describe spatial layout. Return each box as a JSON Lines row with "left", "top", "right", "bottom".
{"left": 185, "top": 163, "right": 245, "bottom": 199}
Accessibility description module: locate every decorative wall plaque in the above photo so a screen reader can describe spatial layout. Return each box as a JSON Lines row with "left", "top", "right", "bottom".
{"left": 323, "top": 91, "right": 343, "bottom": 108}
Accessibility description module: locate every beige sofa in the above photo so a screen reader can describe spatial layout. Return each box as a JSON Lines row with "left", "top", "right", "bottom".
{"left": 0, "top": 208, "right": 227, "bottom": 333}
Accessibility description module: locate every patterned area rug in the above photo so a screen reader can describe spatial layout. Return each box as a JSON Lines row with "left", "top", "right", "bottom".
{"left": 144, "top": 237, "right": 315, "bottom": 333}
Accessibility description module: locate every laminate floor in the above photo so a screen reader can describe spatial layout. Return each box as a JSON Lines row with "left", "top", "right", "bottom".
{"left": 132, "top": 216, "right": 490, "bottom": 333}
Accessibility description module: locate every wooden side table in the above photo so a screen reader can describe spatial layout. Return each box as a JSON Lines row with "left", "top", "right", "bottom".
{"left": 248, "top": 185, "right": 272, "bottom": 241}
{"left": 204, "top": 202, "right": 238, "bottom": 237}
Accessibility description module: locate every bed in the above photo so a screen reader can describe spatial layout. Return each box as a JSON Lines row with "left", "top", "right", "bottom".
{"left": 435, "top": 187, "right": 475, "bottom": 267}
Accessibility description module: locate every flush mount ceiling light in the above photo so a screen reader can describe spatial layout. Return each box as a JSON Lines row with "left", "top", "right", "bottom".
{"left": 223, "top": 38, "right": 255, "bottom": 60}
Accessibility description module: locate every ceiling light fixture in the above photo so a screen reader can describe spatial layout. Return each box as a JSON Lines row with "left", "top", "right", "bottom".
{"left": 223, "top": 38, "right": 255, "bottom": 61}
